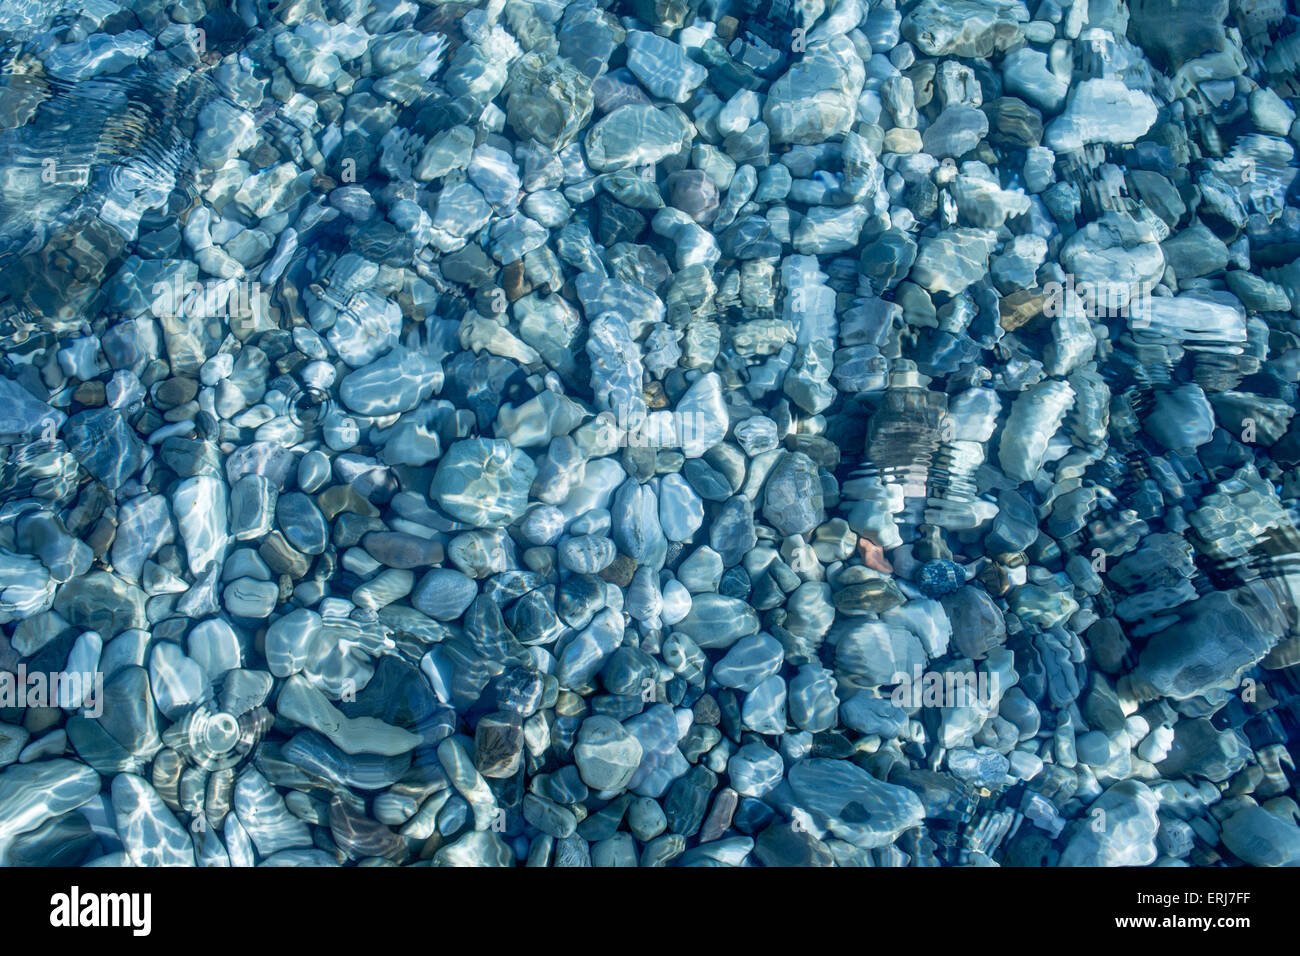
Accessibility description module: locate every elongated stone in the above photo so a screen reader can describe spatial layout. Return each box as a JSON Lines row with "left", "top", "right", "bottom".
{"left": 278, "top": 674, "right": 421, "bottom": 756}
{"left": 233, "top": 768, "right": 313, "bottom": 857}
{"left": 111, "top": 773, "right": 195, "bottom": 866}
{"left": 0, "top": 760, "right": 100, "bottom": 863}
{"left": 174, "top": 475, "right": 228, "bottom": 575}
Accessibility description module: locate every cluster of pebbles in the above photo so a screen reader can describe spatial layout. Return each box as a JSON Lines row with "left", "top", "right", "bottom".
{"left": 2, "top": 0, "right": 1300, "bottom": 868}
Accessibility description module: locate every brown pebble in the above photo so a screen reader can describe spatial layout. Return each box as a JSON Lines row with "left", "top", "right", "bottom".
{"left": 72, "top": 381, "right": 105, "bottom": 406}
{"left": 154, "top": 377, "right": 198, "bottom": 409}
{"left": 977, "top": 562, "right": 1012, "bottom": 596}
{"left": 600, "top": 553, "right": 637, "bottom": 587}
{"left": 361, "top": 530, "right": 445, "bottom": 569}
{"left": 998, "top": 289, "right": 1047, "bottom": 331}
{"left": 693, "top": 694, "right": 720, "bottom": 726}
{"left": 259, "top": 531, "right": 310, "bottom": 578}
{"left": 23, "top": 706, "right": 63, "bottom": 735}
{"left": 86, "top": 515, "right": 116, "bottom": 559}
{"left": 503, "top": 258, "right": 531, "bottom": 302}
{"left": 856, "top": 537, "right": 894, "bottom": 574}
{"left": 317, "top": 484, "right": 380, "bottom": 520}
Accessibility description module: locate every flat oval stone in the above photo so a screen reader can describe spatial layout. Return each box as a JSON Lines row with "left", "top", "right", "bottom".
{"left": 276, "top": 492, "right": 328, "bottom": 556}
{"left": 673, "top": 593, "right": 759, "bottom": 650}
{"left": 612, "top": 480, "right": 667, "bottom": 569}
{"left": 233, "top": 767, "right": 313, "bottom": 856}
{"left": 727, "top": 741, "right": 784, "bottom": 797}
{"left": 677, "top": 546, "right": 724, "bottom": 593}
{"left": 283, "top": 730, "right": 413, "bottom": 792}
{"left": 788, "top": 664, "right": 840, "bottom": 733}
{"left": 574, "top": 715, "right": 643, "bottom": 791}
{"left": 362, "top": 531, "right": 444, "bottom": 569}
{"left": 556, "top": 608, "right": 623, "bottom": 689}
{"left": 339, "top": 347, "right": 443, "bottom": 416}
{"left": 741, "top": 675, "right": 788, "bottom": 735}
{"left": 559, "top": 534, "right": 618, "bottom": 574}
{"left": 713, "top": 632, "right": 785, "bottom": 692}
{"left": 229, "top": 475, "right": 276, "bottom": 541}
{"left": 658, "top": 473, "right": 704, "bottom": 541}
{"left": 787, "top": 758, "right": 926, "bottom": 849}
{"left": 410, "top": 568, "right": 478, "bottom": 622}
{"left": 223, "top": 576, "right": 279, "bottom": 618}
{"left": 187, "top": 618, "right": 242, "bottom": 679}
{"left": 584, "top": 104, "right": 688, "bottom": 172}
{"left": 431, "top": 438, "right": 537, "bottom": 527}
{"left": 278, "top": 674, "right": 421, "bottom": 757}
{"left": 710, "top": 495, "right": 757, "bottom": 567}
{"left": 839, "top": 693, "right": 908, "bottom": 737}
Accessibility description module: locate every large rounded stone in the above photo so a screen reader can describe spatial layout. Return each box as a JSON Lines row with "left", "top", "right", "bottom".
{"left": 574, "top": 715, "right": 643, "bottom": 791}
{"left": 430, "top": 438, "right": 537, "bottom": 527}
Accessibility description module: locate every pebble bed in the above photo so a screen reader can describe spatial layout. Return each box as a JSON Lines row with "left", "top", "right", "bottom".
{"left": 0, "top": 0, "right": 1299, "bottom": 867}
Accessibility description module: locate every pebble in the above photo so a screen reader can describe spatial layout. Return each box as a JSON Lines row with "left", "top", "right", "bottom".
{"left": 278, "top": 675, "right": 421, "bottom": 757}
{"left": 432, "top": 439, "right": 537, "bottom": 528}
{"left": 111, "top": 773, "right": 195, "bottom": 866}
{"left": 574, "top": 716, "right": 644, "bottom": 792}
{"left": 4, "top": 0, "right": 1298, "bottom": 872}
{"left": 787, "top": 758, "right": 925, "bottom": 850}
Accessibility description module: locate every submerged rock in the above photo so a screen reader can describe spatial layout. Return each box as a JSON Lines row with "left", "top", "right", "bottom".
{"left": 3, "top": 0, "right": 1299, "bottom": 873}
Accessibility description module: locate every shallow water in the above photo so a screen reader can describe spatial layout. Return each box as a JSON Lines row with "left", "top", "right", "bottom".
{"left": 0, "top": 0, "right": 1298, "bottom": 869}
